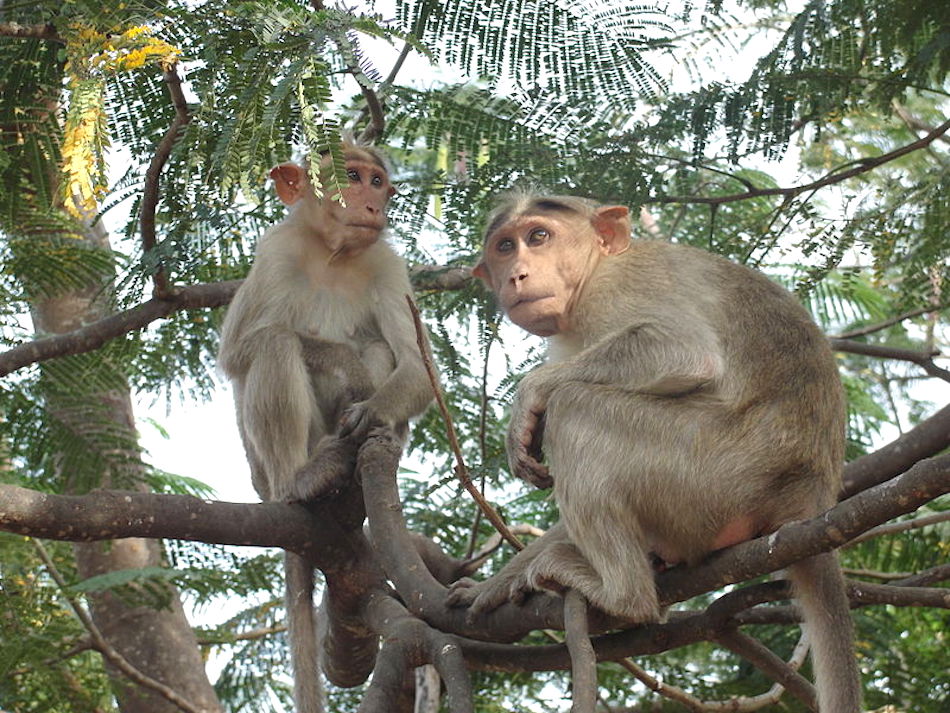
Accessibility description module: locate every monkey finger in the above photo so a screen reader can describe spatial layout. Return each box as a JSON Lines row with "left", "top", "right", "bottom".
{"left": 445, "top": 578, "right": 479, "bottom": 608}
{"left": 513, "top": 455, "right": 552, "bottom": 489}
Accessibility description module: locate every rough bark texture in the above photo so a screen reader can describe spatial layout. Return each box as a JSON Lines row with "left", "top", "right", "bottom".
{"left": 29, "top": 225, "right": 222, "bottom": 712}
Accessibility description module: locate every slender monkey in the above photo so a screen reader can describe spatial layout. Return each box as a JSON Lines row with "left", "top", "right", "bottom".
{"left": 218, "top": 144, "right": 432, "bottom": 713}
{"left": 449, "top": 189, "right": 861, "bottom": 713}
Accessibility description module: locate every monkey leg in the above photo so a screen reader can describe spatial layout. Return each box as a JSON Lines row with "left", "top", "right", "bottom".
{"left": 540, "top": 382, "right": 722, "bottom": 623}
{"left": 241, "top": 333, "right": 317, "bottom": 501}
{"left": 445, "top": 522, "right": 571, "bottom": 615}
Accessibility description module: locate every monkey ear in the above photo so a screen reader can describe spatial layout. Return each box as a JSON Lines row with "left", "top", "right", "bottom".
{"left": 591, "top": 205, "right": 631, "bottom": 255}
{"left": 472, "top": 261, "right": 492, "bottom": 287}
{"left": 270, "top": 163, "right": 307, "bottom": 206}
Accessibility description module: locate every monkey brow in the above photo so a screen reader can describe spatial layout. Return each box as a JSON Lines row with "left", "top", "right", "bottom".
{"left": 483, "top": 199, "right": 581, "bottom": 243}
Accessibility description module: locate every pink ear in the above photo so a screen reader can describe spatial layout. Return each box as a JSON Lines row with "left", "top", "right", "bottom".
{"left": 472, "top": 261, "right": 492, "bottom": 287}
{"left": 269, "top": 163, "right": 306, "bottom": 206}
{"left": 591, "top": 205, "right": 631, "bottom": 255}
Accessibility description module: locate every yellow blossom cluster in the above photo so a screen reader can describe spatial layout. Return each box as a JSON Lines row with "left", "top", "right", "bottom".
{"left": 60, "top": 24, "right": 181, "bottom": 217}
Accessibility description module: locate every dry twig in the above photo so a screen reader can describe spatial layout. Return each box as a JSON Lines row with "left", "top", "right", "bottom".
{"left": 33, "top": 539, "right": 207, "bottom": 713}
{"left": 405, "top": 295, "right": 524, "bottom": 551}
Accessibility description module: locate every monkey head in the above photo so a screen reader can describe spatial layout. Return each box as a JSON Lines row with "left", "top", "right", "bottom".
{"left": 270, "top": 145, "right": 396, "bottom": 259}
{"left": 474, "top": 193, "right": 631, "bottom": 336}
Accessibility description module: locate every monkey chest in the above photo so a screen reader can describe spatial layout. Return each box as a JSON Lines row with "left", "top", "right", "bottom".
{"left": 288, "top": 285, "right": 378, "bottom": 344}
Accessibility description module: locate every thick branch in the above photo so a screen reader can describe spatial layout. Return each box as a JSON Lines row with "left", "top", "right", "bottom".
{"left": 651, "top": 119, "right": 950, "bottom": 206}
{"left": 0, "top": 281, "right": 241, "bottom": 377}
{"left": 0, "top": 22, "right": 61, "bottom": 42}
{"left": 658, "top": 453, "right": 950, "bottom": 605}
{"left": 4, "top": 452, "right": 946, "bottom": 654}
{"left": 841, "top": 403, "right": 950, "bottom": 497}
{"left": 0, "top": 266, "right": 470, "bottom": 377}
{"left": 0, "top": 484, "right": 359, "bottom": 572}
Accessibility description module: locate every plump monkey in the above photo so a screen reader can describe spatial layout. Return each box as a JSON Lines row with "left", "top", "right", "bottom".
{"left": 218, "top": 144, "right": 432, "bottom": 713}
{"left": 449, "top": 190, "right": 861, "bottom": 712}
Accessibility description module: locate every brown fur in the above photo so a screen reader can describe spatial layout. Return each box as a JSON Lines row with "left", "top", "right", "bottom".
{"left": 450, "top": 190, "right": 861, "bottom": 712}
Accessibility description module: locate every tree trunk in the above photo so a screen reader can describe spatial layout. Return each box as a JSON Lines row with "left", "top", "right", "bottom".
{"left": 25, "top": 200, "right": 223, "bottom": 713}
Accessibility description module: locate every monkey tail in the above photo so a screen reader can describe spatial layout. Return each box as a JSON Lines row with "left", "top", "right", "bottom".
{"left": 285, "top": 551, "right": 324, "bottom": 713}
{"left": 787, "top": 552, "right": 862, "bottom": 713}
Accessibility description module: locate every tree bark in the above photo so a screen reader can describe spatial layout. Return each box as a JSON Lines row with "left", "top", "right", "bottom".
{"left": 29, "top": 219, "right": 222, "bottom": 712}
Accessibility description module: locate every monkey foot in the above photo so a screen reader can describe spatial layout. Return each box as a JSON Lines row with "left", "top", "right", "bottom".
{"left": 286, "top": 438, "right": 359, "bottom": 504}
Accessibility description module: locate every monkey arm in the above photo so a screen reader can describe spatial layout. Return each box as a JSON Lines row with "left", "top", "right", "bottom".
{"left": 508, "top": 316, "right": 723, "bottom": 487}
{"left": 340, "top": 269, "right": 433, "bottom": 440}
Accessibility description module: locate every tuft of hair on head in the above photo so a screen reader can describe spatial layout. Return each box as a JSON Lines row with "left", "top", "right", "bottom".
{"left": 482, "top": 187, "right": 601, "bottom": 246}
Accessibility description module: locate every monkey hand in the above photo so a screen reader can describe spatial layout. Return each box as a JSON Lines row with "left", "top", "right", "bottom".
{"left": 338, "top": 401, "right": 387, "bottom": 441}
{"left": 507, "top": 371, "right": 553, "bottom": 488}
{"left": 506, "top": 406, "right": 551, "bottom": 489}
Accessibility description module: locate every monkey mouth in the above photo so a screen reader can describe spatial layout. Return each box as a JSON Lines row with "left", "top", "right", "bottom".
{"left": 510, "top": 295, "right": 554, "bottom": 310}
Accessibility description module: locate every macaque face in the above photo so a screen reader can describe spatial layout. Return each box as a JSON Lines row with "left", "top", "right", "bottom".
{"left": 477, "top": 212, "right": 604, "bottom": 336}
{"left": 271, "top": 148, "right": 396, "bottom": 259}
{"left": 319, "top": 151, "right": 395, "bottom": 257}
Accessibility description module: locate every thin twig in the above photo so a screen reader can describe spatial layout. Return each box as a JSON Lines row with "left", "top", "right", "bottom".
{"left": 141, "top": 64, "right": 190, "bottom": 298}
{"left": 841, "top": 568, "right": 913, "bottom": 581}
{"left": 831, "top": 338, "right": 950, "bottom": 382}
{"left": 651, "top": 118, "right": 950, "bottom": 206}
{"left": 845, "top": 510, "right": 950, "bottom": 547}
{"left": 459, "top": 523, "right": 545, "bottom": 576}
{"left": 405, "top": 295, "right": 524, "bottom": 551}
{"left": 0, "top": 266, "right": 470, "bottom": 378}
{"left": 466, "top": 326, "right": 497, "bottom": 559}
{"left": 331, "top": 30, "right": 386, "bottom": 143}
{"left": 32, "top": 539, "right": 206, "bottom": 713}
{"left": 564, "top": 589, "right": 597, "bottom": 713}
{"left": 611, "top": 631, "right": 810, "bottom": 712}
{"left": 715, "top": 631, "right": 817, "bottom": 710}
{"left": 834, "top": 305, "right": 946, "bottom": 339}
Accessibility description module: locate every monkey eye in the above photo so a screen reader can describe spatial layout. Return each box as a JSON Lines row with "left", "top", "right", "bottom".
{"left": 346, "top": 169, "right": 360, "bottom": 182}
{"left": 527, "top": 228, "right": 549, "bottom": 245}
{"left": 371, "top": 174, "right": 383, "bottom": 187}
{"left": 495, "top": 237, "right": 515, "bottom": 253}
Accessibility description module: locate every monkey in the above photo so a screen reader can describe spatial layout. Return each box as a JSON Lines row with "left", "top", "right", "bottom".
{"left": 217, "top": 144, "right": 433, "bottom": 713}
{"left": 448, "top": 190, "right": 861, "bottom": 713}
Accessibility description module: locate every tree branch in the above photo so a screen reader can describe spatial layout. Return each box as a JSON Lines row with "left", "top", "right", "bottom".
{"left": 834, "top": 305, "right": 946, "bottom": 339}
{"left": 845, "top": 510, "right": 950, "bottom": 547}
{"left": 714, "top": 630, "right": 816, "bottom": 710}
{"left": 0, "top": 265, "right": 471, "bottom": 377}
{"left": 650, "top": 118, "right": 950, "bottom": 206}
{"left": 141, "top": 65, "right": 191, "bottom": 298}
{"left": 3, "top": 451, "right": 946, "bottom": 659}
{"left": 0, "top": 22, "right": 61, "bottom": 42}
{"left": 406, "top": 296, "right": 523, "bottom": 551}
{"left": 0, "top": 483, "right": 361, "bottom": 572}
{"left": 831, "top": 338, "right": 950, "bottom": 382}
{"left": 841, "top": 403, "right": 950, "bottom": 497}
{"left": 33, "top": 540, "right": 206, "bottom": 713}
{"left": 658, "top": 453, "right": 950, "bottom": 606}
{"left": 0, "top": 281, "right": 241, "bottom": 377}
